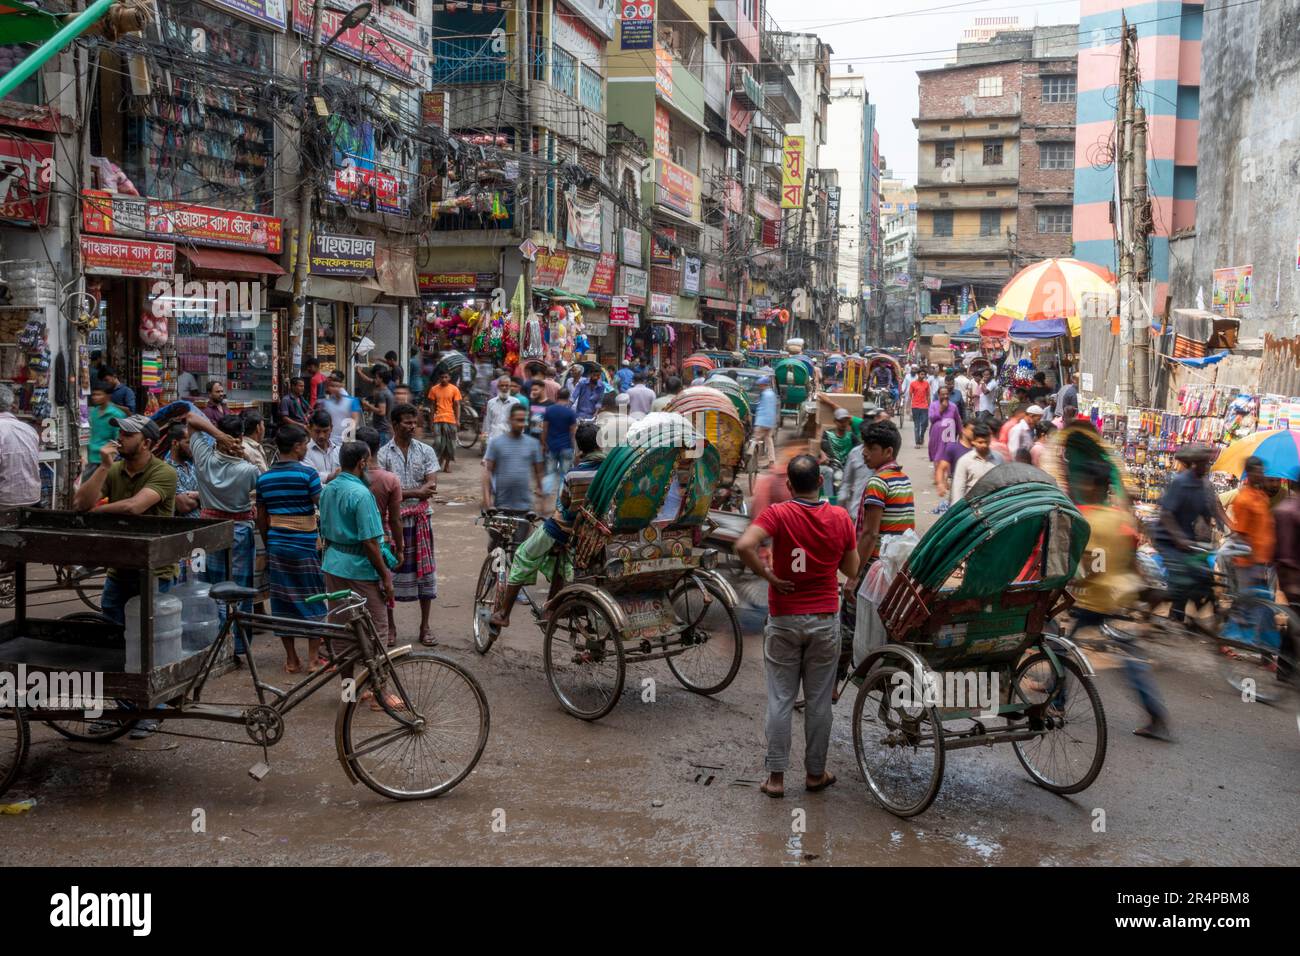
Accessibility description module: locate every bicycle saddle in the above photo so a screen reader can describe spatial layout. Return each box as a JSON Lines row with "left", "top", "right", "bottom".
{"left": 210, "top": 582, "right": 259, "bottom": 602}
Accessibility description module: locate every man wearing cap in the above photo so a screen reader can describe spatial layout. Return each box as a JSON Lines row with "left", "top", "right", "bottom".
{"left": 73, "top": 411, "right": 238, "bottom": 623}
{"left": 1010, "top": 405, "right": 1045, "bottom": 463}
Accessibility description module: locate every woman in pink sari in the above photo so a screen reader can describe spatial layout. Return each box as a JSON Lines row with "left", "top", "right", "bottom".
{"left": 926, "top": 387, "right": 963, "bottom": 463}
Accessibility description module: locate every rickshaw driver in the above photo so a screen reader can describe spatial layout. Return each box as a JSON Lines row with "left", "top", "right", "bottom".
{"left": 488, "top": 422, "right": 604, "bottom": 630}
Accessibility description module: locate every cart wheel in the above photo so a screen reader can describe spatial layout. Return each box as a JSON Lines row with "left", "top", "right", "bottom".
{"left": 544, "top": 597, "right": 625, "bottom": 720}
{"left": 0, "top": 703, "right": 29, "bottom": 799}
{"left": 667, "top": 577, "right": 743, "bottom": 695}
{"left": 70, "top": 568, "right": 106, "bottom": 613}
{"left": 341, "top": 652, "right": 490, "bottom": 800}
{"left": 41, "top": 613, "right": 138, "bottom": 742}
{"left": 456, "top": 413, "right": 480, "bottom": 449}
{"left": 1011, "top": 651, "right": 1108, "bottom": 794}
{"left": 472, "top": 552, "right": 504, "bottom": 655}
{"left": 852, "top": 665, "right": 945, "bottom": 817}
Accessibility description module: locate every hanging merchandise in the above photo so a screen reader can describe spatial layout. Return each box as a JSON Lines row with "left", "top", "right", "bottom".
{"left": 138, "top": 311, "right": 169, "bottom": 347}
{"left": 522, "top": 311, "right": 544, "bottom": 359}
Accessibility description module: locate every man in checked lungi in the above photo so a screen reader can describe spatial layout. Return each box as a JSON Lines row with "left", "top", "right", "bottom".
{"left": 377, "top": 402, "right": 441, "bottom": 646}
{"left": 255, "top": 423, "right": 326, "bottom": 674}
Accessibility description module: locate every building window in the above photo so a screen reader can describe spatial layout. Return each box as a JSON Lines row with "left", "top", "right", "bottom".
{"left": 934, "top": 140, "right": 955, "bottom": 165}
{"left": 977, "top": 76, "right": 1003, "bottom": 97}
{"left": 552, "top": 45, "right": 577, "bottom": 98}
{"left": 982, "top": 140, "right": 1003, "bottom": 165}
{"left": 932, "top": 211, "right": 953, "bottom": 237}
{"left": 1037, "top": 206, "right": 1073, "bottom": 233}
{"left": 988, "top": 123, "right": 998, "bottom": 129}
{"left": 985, "top": 189, "right": 996, "bottom": 196}
{"left": 1041, "top": 75, "right": 1077, "bottom": 103}
{"left": 578, "top": 64, "right": 603, "bottom": 111}
{"left": 1039, "top": 142, "right": 1074, "bottom": 169}
{"left": 980, "top": 209, "right": 1001, "bottom": 237}
{"left": 940, "top": 124, "right": 950, "bottom": 131}
{"left": 938, "top": 191, "right": 949, "bottom": 198}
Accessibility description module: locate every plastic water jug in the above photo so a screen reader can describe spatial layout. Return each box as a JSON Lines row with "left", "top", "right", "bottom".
{"left": 123, "top": 585, "right": 184, "bottom": 672}
{"left": 173, "top": 579, "right": 222, "bottom": 654}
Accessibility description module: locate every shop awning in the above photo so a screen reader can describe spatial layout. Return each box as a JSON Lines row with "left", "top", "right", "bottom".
{"left": 534, "top": 287, "right": 596, "bottom": 308}
{"left": 179, "top": 248, "right": 287, "bottom": 275}
{"left": 651, "top": 316, "right": 703, "bottom": 326}
{"left": 274, "top": 273, "right": 381, "bottom": 304}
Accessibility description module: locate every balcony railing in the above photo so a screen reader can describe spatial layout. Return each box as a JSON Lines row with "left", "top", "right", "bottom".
{"left": 762, "top": 71, "right": 801, "bottom": 125}
{"left": 432, "top": 37, "right": 507, "bottom": 85}
{"left": 731, "top": 65, "right": 763, "bottom": 111}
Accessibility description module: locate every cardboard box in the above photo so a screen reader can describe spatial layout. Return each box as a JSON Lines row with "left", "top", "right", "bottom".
{"left": 816, "top": 392, "right": 864, "bottom": 427}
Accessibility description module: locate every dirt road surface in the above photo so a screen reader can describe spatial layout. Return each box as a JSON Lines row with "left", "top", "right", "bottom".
{"left": 3, "top": 426, "right": 1297, "bottom": 866}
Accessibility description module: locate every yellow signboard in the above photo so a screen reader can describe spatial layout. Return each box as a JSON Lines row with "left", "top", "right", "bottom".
{"left": 781, "top": 135, "right": 805, "bottom": 209}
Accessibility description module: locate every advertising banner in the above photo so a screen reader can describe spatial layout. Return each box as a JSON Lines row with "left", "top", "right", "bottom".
{"left": 649, "top": 292, "right": 674, "bottom": 317}
{"left": 655, "top": 44, "right": 673, "bottom": 99}
{"left": 561, "top": 253, "right": 599, "bottom": 294}
{"left": 81, "top": 190, "right": 283, "bottom": 253}
{"left": 293, "top": 0, "right": 426, "bottom": 83}
{"left": 589, "top": 253, "right": 617, "bottom": 297}
{"left": 0, "top": 136, "right": 53, "bottom": 225}
{"left": 610, "top": 295, "right": 633, "bottom": 327}
{"left": 534, "top": 249, "right": 570, "bottom": 287}
{"left": 418, "top": 272, "right": 476, "bottom": 293}
{"left": 1211, "top": 264, "right": 1253, "bottom": 315}
{"left": 781, "top": 135, "right": 805, "bottom": 208}
{"left": 565, "top": 195, "right": 602, "bottom": 254}
{"left": 703, "top": 261, "right": 727, "bottom": 297}
{"left": 620, "top": 266, "right": 648, "bottom": 305}
{"left": 621, "top": 227, "right": 642, "bottom": 266}
{"left": 309, "top": 233, "right": 376, "bottom": 277}
{"left": 650, "top": 227, "right": 676, "bottom": 267}
{"left": 620, "top": 0, "right": 654, "bottom": 50}
{"left": 206, "top": 0, "right": 288, "bottom": 30}
{"left": 655, "top": 159, "right": 694, "bottom": 217}
{"left": 80, "top": 236, "right": 175, "bottom": 278}
{"left": 654, "top": 104, "right": 671, "bottom": 160}
{"left": 681, "top": 256, "right": 701, "bottom": 297}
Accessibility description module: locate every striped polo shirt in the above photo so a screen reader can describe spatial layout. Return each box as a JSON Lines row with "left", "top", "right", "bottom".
{"left": 858, "top": 461, "right": 915, "bottom": 560}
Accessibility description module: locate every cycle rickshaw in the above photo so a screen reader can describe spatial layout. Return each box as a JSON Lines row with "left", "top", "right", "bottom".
{"left": 863, "top": 352, "right": 903, "bottom": 414}
{"left": 668, "top": 386, "right": 750, "bottom": 514}
{"left": 847, "top": 464, "right": 1107, "bottom": 816}
{"left": 471, "top": 413, "right": 743, "bottom": 721}
{"left": 772, "top": 355, "right": 815, "bottom": 436}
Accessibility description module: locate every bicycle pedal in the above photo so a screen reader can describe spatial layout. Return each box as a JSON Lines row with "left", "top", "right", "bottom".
{"left": 248, "top": 761, "right": 271, "bottom": 781}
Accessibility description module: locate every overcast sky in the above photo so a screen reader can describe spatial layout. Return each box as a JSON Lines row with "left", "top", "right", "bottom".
{"left": 766, "top": 0, "right": 1080, "bottom": 182}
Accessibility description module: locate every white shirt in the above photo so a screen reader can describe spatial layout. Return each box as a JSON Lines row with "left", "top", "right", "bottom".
{"left": 977, "top": 378, "right": 999, "bottom": 415}
{"left": 483, "top": 393, "right": 520, "bottom": 441}
{"left": 951, "top": 450, "right": 1000, "bottom": 503}
{"left": 304, "top": 439, "right": 339, "bottom": 483}
{"left": 177, "top": 371, "right": 201, "bottom": 400}
{"left": 322, "top": 392, "right": 359, "bottom": 442}
{"left": 954, "top": 374, "right": 972, "bottom": 406}
{"left": 1009, "top": 418, "right": 1035, "bottom": 458}
{"left": 839, "top": 447, "right": 874, "bottom": 527}
{"left": 627, "top": 383, "right": 655, "bottom": 416}
{"left": 0, "top": 411, "right": 40, "bottom": 507}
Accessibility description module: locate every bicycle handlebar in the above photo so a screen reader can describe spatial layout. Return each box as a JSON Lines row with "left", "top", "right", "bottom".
{"left": 305, "top": 589, "right": 352, "bottom": 604}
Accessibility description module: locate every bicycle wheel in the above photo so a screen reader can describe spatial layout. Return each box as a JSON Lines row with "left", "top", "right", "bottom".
{"left": 1011, "top": 651, "right": 1108, "bottom": 794}
{"left": 70, "top": 568, "right": 106, "bottom": 613}
{"left": 544, "top": 597, "right": 625, "bottom": 720}
{"left": 667, "top": 577, "right": 743, "bottom": 695}
{"left": 41, "top": 613, "right": 138, "bottom": 741}
{"left": 341, "top": 652, "right": 490, "bottom": 800}
{"left": 0, "top": 703, "right": 29, "bottom": 799}
{"left": 746, "top": 451, "right": 759, "bottom": 496}
{"left": 852, "top": 665, "right": 945, "bottom": 817}
{"left": 472, "top": 552, "right": 503, "bottom": 655}
{"left": 456, "top": 412, "right": 480, "bottom": 449}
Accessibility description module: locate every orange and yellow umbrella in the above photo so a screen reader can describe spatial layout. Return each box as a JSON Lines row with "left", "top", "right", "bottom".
{"left": 981, "top": 258, "right": 1117, "bottom": 338}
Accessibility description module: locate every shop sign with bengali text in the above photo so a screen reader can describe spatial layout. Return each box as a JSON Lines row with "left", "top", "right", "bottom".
{"left": 655, "top": 45, "right": 673, "bottom": 99}
{"left": 0, "top": 136, "right": 53, "bottom": 225}
{"left": 589, "top": 253, "right": 617, "bottom": 298}
{"left": 418, "top": 272, "right": 477, "bottom": 293}
{"left": 533, "top": 249, "right": 570, "bottom": 287}
{"left": 331, "top": 164, "right": 406, "bottom": 216}
{"left": 653, "top": 104, "right": 671, "bottom": 160}
{"left": 610, "top": 295, "right": 634, "bottom": 327}
{"left": 753, "top": 191, "right": 780, "bottom": 221}
{"left": 620, "top": 0, "right": 654, "bottom": 50}
{"left": 81, "top": 190, "right": 283, "bottom": 253}
{"left": 206, "top": 0, "right": 288, "bottom": 31}
{"left": 681, "top": 256, "right": 700, "bottom": 297}
{"left": 922, "top": 275, "right": 943, "bottom": 291}
{"left": 422, "top": 91, "right": 449, "bottom": 130}
{"left": 293, "top": 0, "right": 426, "bottom": 83}
{"left": 781, "top": 136, "right": 805, "bottom": 208}
{"left": 649, "top": 292, "right": 674, "bottom": 317}
{"left": 655, "top": 158, "right": 694, "bottom": 217}
{"left": 703, "top": 261, "right": 727, "bottom": 297}
{"left": 309, "top": 233, "right": 376, "bottom": 277}
{"left": 561, "top": 253, "right": 599, "bottom": 295}
{"left": 620, "top": 266, "right": 648, "bottom": 305}
{"left": 827, "top": 186, "right": 840, "bottom": 224}
{"left": 621, "top": 227, "right": 642, "bottom": 266}
{"left": 1211, "top": 264, "right": 1252, "bottom": 315}
{"left": 80, "top": 236, "right": 175, "bottom": 278}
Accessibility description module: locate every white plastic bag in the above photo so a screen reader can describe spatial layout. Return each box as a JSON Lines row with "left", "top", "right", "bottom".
{"left": 852, "top": 529, "right": 921, "bottom": 670}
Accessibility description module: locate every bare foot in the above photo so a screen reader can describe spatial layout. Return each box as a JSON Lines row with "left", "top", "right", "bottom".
{"left": 285, "top": 658, "right": 302, "bottom": 674}
{"left": 489, "top": 613, "right": 510, "bottom": 629}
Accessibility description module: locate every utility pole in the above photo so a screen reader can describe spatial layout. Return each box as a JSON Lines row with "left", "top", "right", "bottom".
{"left": 1116, "top": 16, "right": 1135, "bottom": 409}
{"left": 288, "top": 0, "right": 326, "bottom": 379}
{"left": 1132, "top": 101, "right": 1151, "bottom": 404}
{"left": 517, "top": 0, "right": 532, "bottom": 309}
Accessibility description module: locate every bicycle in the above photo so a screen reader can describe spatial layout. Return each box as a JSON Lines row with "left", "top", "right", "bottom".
{"left": 0, "top": 563, "right": 105, "bottom": 611}
{"left": 456, "top": 397, "right": 483, "bottom": 450}
{"left": 472, "top": 510, "right": 539, "bottom": 655}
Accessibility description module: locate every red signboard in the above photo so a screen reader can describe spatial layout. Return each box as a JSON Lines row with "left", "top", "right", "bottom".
{"left": 293, "top": 0, "right": 425, "bottom": 83}
{"left": 533, "top": 250, "right": 570, "bottom": 287}
{"left": 332, "top": 166, "right": 403, "bottom": 215}
{"left": 80, "top": 236, "right": 176, "bottom": 278}
{"left": 655, "top": 158, "right": 693, "bottom": 217}
{"left": 588, "top": 253, "right": 617, "bottom": 298}
{"left": 753, "top": 191, "right": 780, "bottom": 221}
{"left": 81, "top": 190, "right": 283, "bottom": 254}
{"left": 0, "top": 136, "right": 53, "bottom": 225}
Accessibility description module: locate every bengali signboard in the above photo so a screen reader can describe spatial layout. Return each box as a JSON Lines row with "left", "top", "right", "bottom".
{"left": 681, "top": 256, "right": 701, "bottom": 297}
{"left": 649, "top": 292, "right": 674, "bottom": 317}
{"left": 80, "top": 236, "right": 175, "bottom": 278}
{"left": 309, "top": 233, "right": 376, "bottom": 277}
{"left": 561, "top": 253, "right": 599, "bottom": 295}
{"left": 81, "top": 190, "right": 283, "bottom": 253}
{"left": 1211, "top": 264, "right": 1253, "bottom": 315}
{"left": 620, "top": 0, "right": 654, "bottom": 50}
{"left": 331, "top": 165, "right": 406, "bottom": 216}
{"left": 0, "top": 136, "right": 53, "bottom": 225}
{"left": 206, "top": 0, "right": 288, "bottom": 30}
{"left": 610, "top": 295, "right": 634, "bottom": 327}
{"left": 655, "top": 45, "right": 673, "bottom": 99}
{"left": 589, "top": 253, "right": 617, "bottom": 298}
{"left": 533, "top": 249, "right": 570, "bottom": 287}
{"left": 621, "top": 227, "right": 642, "bottom": 266}
{"left": 827, "top": 186, "right": 841, "bottom": 224}
{"left": 703, "top": 261, "right": 727, "bottom": 297}
{"left": 922, "top": 275, "right": 943, "bottom": 291}
{"left": 293, "top": 0, "right": 426, "bottom": 83}
{"left": 655, "top": 159, "right": 694, "bottom": 217}
{"left": 753, "top": 191, "right": 779, "bottom": 222}
{"left": 422, "top": 91, "right": 448, "bottom": 130}
{"left": 418, "top": 272, "right": 476, "bottom": 293}
{"left": 781, "top": 136, "right": 805, "bottom": 209}
{"left": 654, "top": 104, "right": 671, "bottom": 160}
{"left": 620, "top": 266, "right": 648, "bottom": 305}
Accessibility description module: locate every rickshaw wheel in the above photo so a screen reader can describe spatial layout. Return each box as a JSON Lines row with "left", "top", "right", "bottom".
{"left": 746, "top": 450, "right": 760, "bottom": 496}
{"left": 667, "top": 577, "right": 743, "bottom": 695}
{"left": 44, "top": 612, "right": 138, "bottom": 742}
{"left": 544, "top": 598, "right": 625, "bottom": 721}
{"left": 1011, "top": 651, "right": 1108, "bottom": 794}
{"left": 456, "top": 408, "right": 481, "bottom": 449}
{"left": 471, "top": 553, "right": 504, "bottom": 655}
{"left": 852, "top": 665, "right": 945, "bottom": 817}
{"left": 341, "top": 652, "right": 490, "bottom": 800}
{"left": 0, "top": 703, "right": 29, "bottom": 799}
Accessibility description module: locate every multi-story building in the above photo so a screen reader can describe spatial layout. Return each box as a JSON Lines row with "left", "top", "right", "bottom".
{"left": 913, "top": 24, "right": 1077, "bottom": 317}
{"left": 1073, "top": 0, "right": 1203, "bottom": 314}
{"left": 880, "top": 174, "right": 918, "bottom": 345}
{"left": 825, "top": 72, "right": 870, "bottom": 348}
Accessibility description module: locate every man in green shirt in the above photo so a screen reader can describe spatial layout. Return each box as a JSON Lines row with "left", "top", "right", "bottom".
{"left": 319, "top": 440, "right": 395, "bottom": 648}
{"left": 84, "top": 381, "right": 125, "bottom": 482}
{"left": 818, "top": 407, "right": 861, "bottom": 502}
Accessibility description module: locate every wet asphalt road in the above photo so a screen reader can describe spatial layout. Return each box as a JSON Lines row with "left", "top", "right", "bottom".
{"left": 2, "top": 430, "right": 1298, "bottom": 866}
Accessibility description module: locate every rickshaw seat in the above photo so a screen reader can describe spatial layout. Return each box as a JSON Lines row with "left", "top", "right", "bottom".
{"left": 211, "top": 582, "right": 260, "bottom": 603}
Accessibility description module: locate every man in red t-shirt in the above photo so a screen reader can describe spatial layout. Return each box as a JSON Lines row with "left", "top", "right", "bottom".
{"left": 736, "top": 454, "right": 860, "bottom": 799}
{"left": 908, "top": 366, "right": 931, "bottom": 448}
